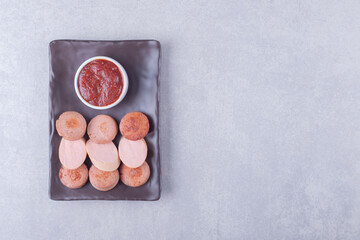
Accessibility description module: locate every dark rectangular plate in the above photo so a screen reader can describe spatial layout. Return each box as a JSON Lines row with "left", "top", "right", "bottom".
{"left": 49, "top": 40, "right": 161, "bottom": 200}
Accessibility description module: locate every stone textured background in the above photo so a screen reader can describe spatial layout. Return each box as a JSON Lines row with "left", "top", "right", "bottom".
{"left": 1, "top": 1, "right": 360, "bottom": 239}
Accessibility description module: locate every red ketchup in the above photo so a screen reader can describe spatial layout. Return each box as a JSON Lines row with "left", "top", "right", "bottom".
{"left": 78, "top": 59, "right": 123, "bottom": 106}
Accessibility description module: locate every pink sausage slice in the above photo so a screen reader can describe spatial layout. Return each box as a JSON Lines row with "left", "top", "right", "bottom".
{"left": 118, "top": 137, "right": 147, "bottom": 168}
{"left": 59, "top": 138, "right": 87, "bottom": 169}
{"left": 86, "top": 139, "right": 120, "bottom": 171}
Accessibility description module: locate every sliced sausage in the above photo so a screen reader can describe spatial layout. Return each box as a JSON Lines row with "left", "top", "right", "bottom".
{"left": 120, "top": 161, "right": 150, "bottom": 187}
{"left": 59, "top": 164, "right": 88, "bottom": 189}
{"left": 87, "top": 115, "right": 118, "bottom": 144}
{"left": 59, "top": 138, "right": 87, "bottom": 169}
{"left": 118, "top": 137, "right": 147, "bottom": 168}
{"left": 119, "top": 112, "right": 149, "bottom": 140}
{"left": 56, "top": 111, "right": 87, "bottom": 140}
{"left": 86, "top": 139, "right": 120, "bottom": 171}
{"left": 89, "top": 165, "right": 119, "bottom": 191}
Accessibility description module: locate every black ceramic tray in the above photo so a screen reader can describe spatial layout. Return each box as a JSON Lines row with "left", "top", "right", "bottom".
{"left": 49, "top": 40, "right": 161, "bottom": 200}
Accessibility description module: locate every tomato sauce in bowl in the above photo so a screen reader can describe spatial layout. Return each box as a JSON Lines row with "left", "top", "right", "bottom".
{"left": 78, "top": 59, "right": 123, "bottom": 106}
{"left": 74, "top": 56, "right": 129, "bottom": 110}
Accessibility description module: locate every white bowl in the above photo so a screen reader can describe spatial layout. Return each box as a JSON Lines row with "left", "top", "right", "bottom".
{"left": 74, "top": 56, "right": 129, "bottom": 110}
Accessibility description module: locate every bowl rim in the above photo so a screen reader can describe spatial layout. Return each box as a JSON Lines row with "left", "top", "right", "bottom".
{"left": 74, "top": 56, "right": 129, "bottom": 110}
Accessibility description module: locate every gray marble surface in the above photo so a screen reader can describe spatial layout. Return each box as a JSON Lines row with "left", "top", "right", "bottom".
{"left": 1, "top": 1, "right": 360, "bottom": 239}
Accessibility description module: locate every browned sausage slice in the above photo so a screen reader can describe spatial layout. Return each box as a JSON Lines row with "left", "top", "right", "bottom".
{"left": 119, "top": 112, "right": 149, "bottom": 141}
{"left": 119, "top": 161, "right": 150, "bottom": 187}
{"left": 89, "top": 165, "right": 119, "bottom": 191}
{"left": 59, "top": 164, "right": 89, "bottom": 189}
{"left": 56, "top": 111, "right": 87, "bottom": 140}
{"left": 87, "top": 115, "right": 118, "bottom": 144}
